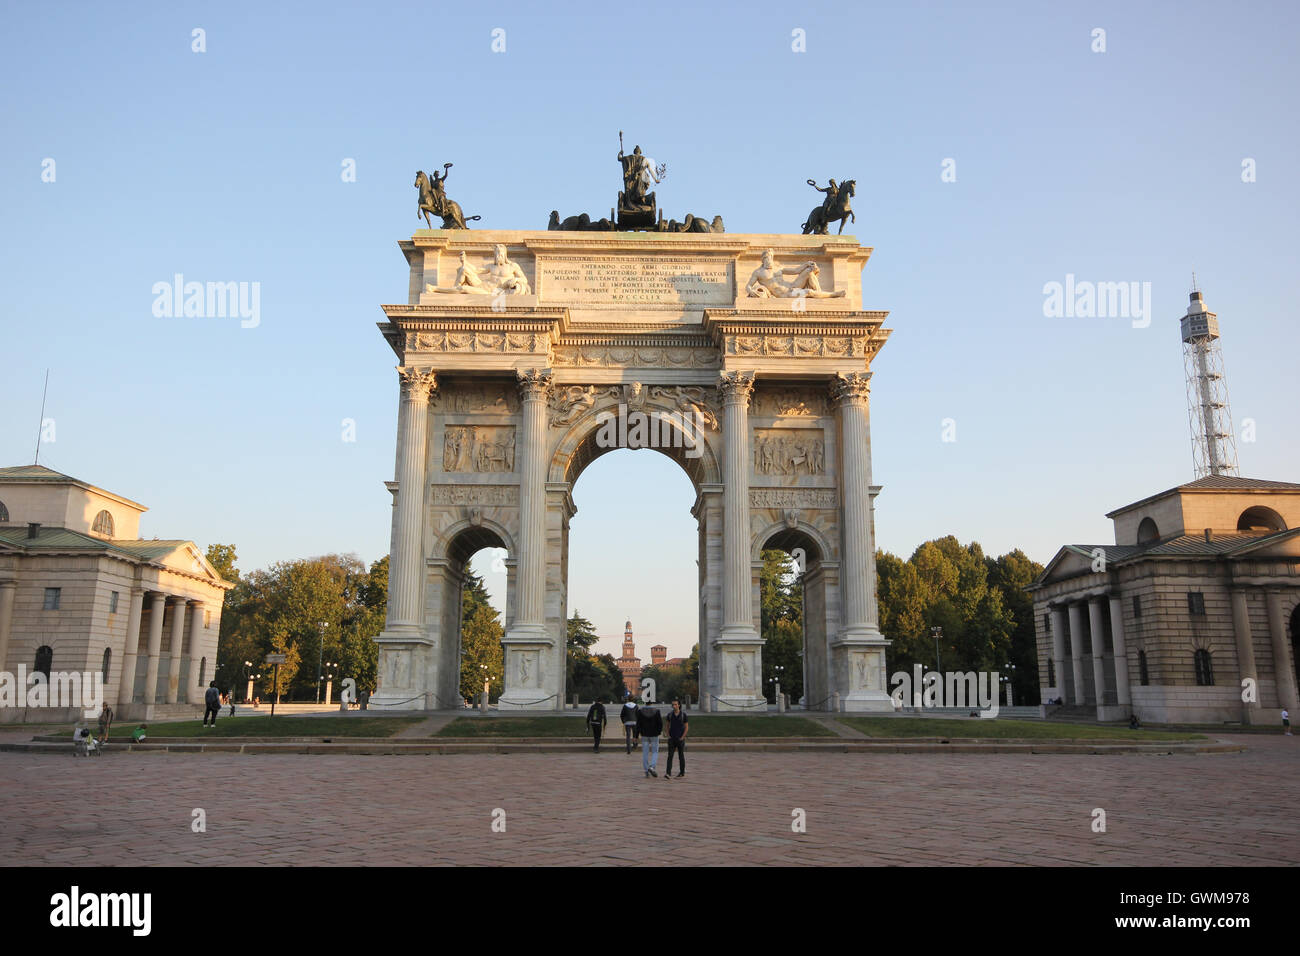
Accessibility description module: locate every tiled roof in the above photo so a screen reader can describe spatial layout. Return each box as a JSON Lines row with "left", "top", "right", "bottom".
{"left": 0, "top": 527, "right": 188, "bottom": 561}
{"left": 0, "top": 464, "right": 76, "bottom": 481}
{"left": 1108, "top": 475, "right": 1300, "bottom": 516}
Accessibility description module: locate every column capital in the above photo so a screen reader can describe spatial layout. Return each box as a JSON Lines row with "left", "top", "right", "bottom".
{"left": 830, "top": 371, "right": 872, "bottom": 406}
{"left": 397, "top": 366, "right": 438, "bottom": 403}
{"left": 516, "top": 367, "right": 553, "bottom": 401}
{"left": 717, "top": 370, "right": 756, "bottom": 406}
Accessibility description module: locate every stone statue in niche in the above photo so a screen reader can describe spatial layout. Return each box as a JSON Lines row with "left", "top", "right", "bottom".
{"left": 745, "top": 248, "right": 846, "bottom": 299}
{"left": 754, "top": 432, "right": 825, "bottom": 476}
{"left": 443, "top": 426, "right": 516, "bottom": 473}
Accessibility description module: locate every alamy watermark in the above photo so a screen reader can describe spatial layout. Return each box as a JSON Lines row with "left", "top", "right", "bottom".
{"left": 1042, "top": 274, "right": 1151, "bottom": 328}
{"left": 890, "top": 665, "right": 1000, "bottom": 717}
{"left": 593, "top": 403, "right": 708, "bottom": 459}
{"left": 152, "top": 274, "right": 260, "bottom": 328}
{"left": 0, "top": 668, "right": 104, "bottom": 717}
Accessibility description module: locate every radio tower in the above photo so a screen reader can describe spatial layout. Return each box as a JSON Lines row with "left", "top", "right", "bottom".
{"left": 1180, "top": 278, "right": 1239, "bottom": 478}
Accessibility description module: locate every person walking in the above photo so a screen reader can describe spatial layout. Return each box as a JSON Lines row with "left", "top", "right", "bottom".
{"left": 586, "top": 697, "right": 608, "bottom": 752}
{"left": 620, "top": 695, "right": 639, "bottom": 753}
{"left": 203, "top": 680, "right": 222, "bottom": 727}
{"left": 637, "top": 701, "right": 663, "bottom": 777}
{"left": 1284, "top": 708, "right": 1292, "bottom": 736}
{"left": 665, "top": 699, "right": 689, "bottom": 778}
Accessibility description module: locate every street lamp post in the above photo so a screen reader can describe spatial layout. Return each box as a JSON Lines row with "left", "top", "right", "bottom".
{"left": 316, "top": 621, "right": 328, "bottom": 703}
{"left": 931, "top": 626, "right": 943, "bottom": 676}
{"left": 480, "top": 663, "right": 489, "bottom": 712}
{"left": 772, "top": 664, "right": 785, "bottom": 709}
{"left": 322, "top": 662, "right": 338, "bottom": 706}
{"left": 242, "top": 660, "right": 253, "bottom": 703}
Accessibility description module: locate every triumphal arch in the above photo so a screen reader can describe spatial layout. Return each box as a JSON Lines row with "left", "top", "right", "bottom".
{"left": 372, "top": 225, "right": 893, "bottom": 712}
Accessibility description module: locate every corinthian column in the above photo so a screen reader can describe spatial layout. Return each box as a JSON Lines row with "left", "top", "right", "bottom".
{"left": 387, "top": 366, "right": 437, "bottom": 632}
{"left": 831, "top": 372, "right": 883, "bottom": 641}
{"left": 507, "top": 368, "right": 552, "bottom": 640}
{"left": 718, "top": 370, "right": 758, "bottom": 641}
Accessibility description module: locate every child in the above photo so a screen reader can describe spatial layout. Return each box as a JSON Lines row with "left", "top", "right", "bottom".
{"left": 132, "top": 723, "right": 148, "bottom": 743}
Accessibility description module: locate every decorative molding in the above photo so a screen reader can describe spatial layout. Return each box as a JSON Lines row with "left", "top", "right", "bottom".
{"left": 516, "top": 367, "right": 554, "bottom": 402}
{"left": 752, "top": 387, "right": 827, "bottom": 418}
{"left": 397, "top": 366, "right": 437, "bottom": 402}
{"left": 551, "top": 343, "right": 719, "bottom": 368}
{"left": 407, "top": 330, "right": 549, "bottom": 354}
{"left": 717, "top": 370, "right": 756, "bottom": 405}
{"left": 830, "top": 371, "right": 872, "bottom": 405}
{"left": 749, "top": 488, "right": 837, "bottom": 509}
{"left": 431, "top": 485, "right": 519, "bottom": 506}
{"left": 726, "top": 334, "right": 865, "bottom": 357}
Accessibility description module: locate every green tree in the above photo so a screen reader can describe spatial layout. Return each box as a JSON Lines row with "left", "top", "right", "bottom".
{"left": 759, "top": 550, "right": 805, "bottom": 703}
{"left": 459, "top": 572, "right": 504, "bottom": 701}
{"left": 205, "top": 543, "right": 239, "bottom": 583}
{"left": 987, "top": 549, "right": 1045, "bottom": 704}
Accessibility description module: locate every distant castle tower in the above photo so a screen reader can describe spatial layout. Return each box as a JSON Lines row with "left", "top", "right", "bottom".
{"left": 650, "top": 645, "right": 667, "bottom": 667}
{"left": 1180, "top": 283, "right": 1239, "bottom": 478}
{"left": 616, "top": 619, "right": 641, "bottom": 697}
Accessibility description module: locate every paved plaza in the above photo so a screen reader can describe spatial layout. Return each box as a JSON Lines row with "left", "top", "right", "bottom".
{"left": 1, "top": 735, "right": 1295, "bottom": 866}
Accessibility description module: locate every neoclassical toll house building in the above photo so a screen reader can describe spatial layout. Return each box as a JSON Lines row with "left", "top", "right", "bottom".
{"left": 0, "top": 465, "right": 231, "bottom": 722}
{"left": 1030, "top": 477, "right": 1300, "bottom": 724}
{"left": 372, "top": 230, "right": 893, "bottom": 712}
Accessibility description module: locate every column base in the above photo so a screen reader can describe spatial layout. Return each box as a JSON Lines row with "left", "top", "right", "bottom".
{"left": 499, "top": 629, "right": 558, "bottom": 710}
{"left": 830, "top": 635, "right": 891, "bottom": 712}
{"left": 711, "top": 633, "right": 764, "bottom": 709}
{"left": 373, "top": 635, "right": 432, "bottom": 709}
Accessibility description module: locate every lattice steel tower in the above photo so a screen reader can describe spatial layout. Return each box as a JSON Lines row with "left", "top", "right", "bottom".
{"left": 1180, "top": 283, "right": 1239, "bottom": 478}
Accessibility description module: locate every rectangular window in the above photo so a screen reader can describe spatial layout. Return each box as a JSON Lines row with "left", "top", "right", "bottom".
{"left": 43, "top": 587, "right": 61, "bottom": 610}
{"left": 1187, "top": 591, "right": 1206, "bottom": 616}
{"left": 1132, "top": 595, "right": 1141, "bottom": 619}
{"left": 1043, "top": 613, "right": 1051, "bottom": 633}
{"left": 109, "top": 591, "right": 119, "bottom": 614}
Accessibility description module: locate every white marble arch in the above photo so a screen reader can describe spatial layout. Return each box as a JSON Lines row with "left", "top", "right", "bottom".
{"left": 373, "top": 229, "right": 893, "bottom": 713}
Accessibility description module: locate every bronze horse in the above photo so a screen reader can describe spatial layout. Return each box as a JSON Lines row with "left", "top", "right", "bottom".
{"left": 802, "top": 179, "right": 856, "bottom": 235}
{"left": 415, "top": 168, "right": 480, "bottom": 229}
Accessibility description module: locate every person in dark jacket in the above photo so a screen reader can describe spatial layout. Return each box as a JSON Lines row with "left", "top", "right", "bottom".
{"left": 585, "top": 698, "right": 607, "bottom": 752}
{"left": 636, "top": 703, "right": 663, "bottom": 777}
{"left": 203, "top": 681, "right": 221, "bottom": 727}
{"left": 619, "top": 696, "right": 639, "bottom": 753}
{"left": 665, "top": 699, "right": 688, "bottom": 778}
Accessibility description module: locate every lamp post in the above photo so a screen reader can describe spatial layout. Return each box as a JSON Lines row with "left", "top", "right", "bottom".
{"left": 242, "top": 660, "right": 253, "bottom": 703}
{"left": 772, "top": 664, "right": 785, "bottom": 708}
{"left": 480, "top": 663, "right": 489, "bottom": 712}
{"left": 931, "top": 626, "right": 943, "bottom": 677}
{"left": 315, "top": 621, "right": 328, "bottom": 703}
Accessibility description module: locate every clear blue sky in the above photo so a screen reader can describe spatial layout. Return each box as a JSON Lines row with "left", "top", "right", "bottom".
{"left": 3, "top": 1, "right": 1297, "bottom": 659}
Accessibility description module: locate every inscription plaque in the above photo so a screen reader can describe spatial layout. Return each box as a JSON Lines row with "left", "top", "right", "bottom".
{"left": 539, "top": 255, "right": 733, "bottom": 308}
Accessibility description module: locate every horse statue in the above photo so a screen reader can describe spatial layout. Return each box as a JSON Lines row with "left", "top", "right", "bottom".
{"left": 801, "top": 179, "right": 856, "bottom": 235}
{"left": 415, "top": 166, "right": 481, "bottom": 230}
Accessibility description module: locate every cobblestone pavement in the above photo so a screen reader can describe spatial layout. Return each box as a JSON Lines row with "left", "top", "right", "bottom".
{"left": 2, "top": 735, "right": 1294, "bottom": 866}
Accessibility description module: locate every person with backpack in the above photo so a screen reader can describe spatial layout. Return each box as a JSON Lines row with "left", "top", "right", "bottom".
{"left": 637, "top": 702, "right": 663, "bottom": 778}
{"left": 203, "top": 680, "right": 222, "bottom": 727}
{"left": 585, "top": 698, "right": 607, "bottom": 752}
{"left": 619, "top": 695, "right": 639, "bottom": 753}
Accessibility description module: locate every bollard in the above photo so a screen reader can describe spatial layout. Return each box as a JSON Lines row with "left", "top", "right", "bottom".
{"left": 832, "top": 691, "right": 841, "bottom": 712}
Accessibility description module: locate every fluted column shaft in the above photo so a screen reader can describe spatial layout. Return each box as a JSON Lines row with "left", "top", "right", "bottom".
{"left": 832, "top": 373, "right": 881, "bottom": 638}
{"left": 1049, "top": 606, "right": 1069, "bottom": 702}
{"left": 511, "top": 369, "right": 552, "bottom": 633}
{"left": 143, "top": 592, "right": 167, "bottom": 705}
{"left": 1266, "top": 590, "right": 1299, "bottom": 712}
{"left": 165, "top": 597, "right": 186, "bottom": 703}
{"left": 0, "top": 580, "right": 15, "bottom": 675}
{"left": 188, "top": 603, "right": 206, "bottom": 701}
{"left": 118, "top": 587, "right": 144, "bottom": 705}
{"left": 718, "top": 371, "right": 757, "bottom": 637}
{"left": 389, "top": 367, "right": 437, "bottom": 630}
{"left": 1088, "top": 596, "right": 1108, "bottom": 708}
{"left": 1067, "top": 602, "right": 1087, "bottom": 704}
{"left": 1107, "top": 594, "right": 1131, "bottom": 707}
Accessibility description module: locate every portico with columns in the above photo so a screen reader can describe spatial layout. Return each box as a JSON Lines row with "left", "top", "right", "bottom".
{"left": 373, "top": 229, "right": 893, "bottom": 712}
{"left": 1032, "top": 477, "right": 1300, "bottom": 724}
{"left": 0, "top": 465, "right": 232, "bottom": 722}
